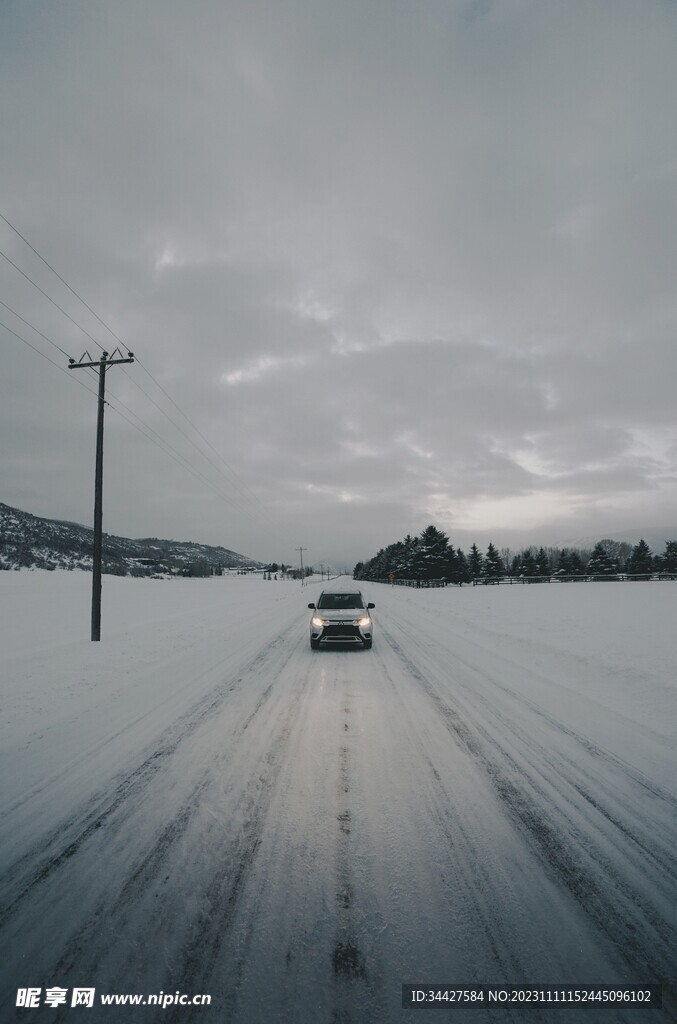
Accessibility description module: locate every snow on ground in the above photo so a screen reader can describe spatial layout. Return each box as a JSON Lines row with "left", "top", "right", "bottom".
{"left": 0, "top": 572, "right": 675, "bottom": 1023}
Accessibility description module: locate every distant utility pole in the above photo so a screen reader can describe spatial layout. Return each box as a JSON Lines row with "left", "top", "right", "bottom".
{"left": 297, "top": 546, "right": 307, "bottom": 586}
{"left": 69, "top": 348, "right": 134, "bottom": 641}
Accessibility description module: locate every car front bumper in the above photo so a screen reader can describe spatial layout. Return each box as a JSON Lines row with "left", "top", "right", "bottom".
{"left": 311, "top": 623, "right": 372, "bottom": 645}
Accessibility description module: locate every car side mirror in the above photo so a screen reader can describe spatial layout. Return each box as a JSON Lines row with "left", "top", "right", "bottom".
{"left": 308, "top": 602, "right": 316, "bottom": 609}
{"left": 367, "top": 602, "right": 375, "bottom": 609}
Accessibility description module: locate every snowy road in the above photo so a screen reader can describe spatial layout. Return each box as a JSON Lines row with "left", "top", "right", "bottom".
{"left": 0, "top": 574, "right": 675, "bottom": 1022}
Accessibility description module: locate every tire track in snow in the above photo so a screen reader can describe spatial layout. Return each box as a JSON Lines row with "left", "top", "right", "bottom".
{"left": 386, "top": 614, "right": 677, "bottom": 904}
{"left": 162, "top": 644, "right": 318, "bottom": 1022}
{"left": 0, "top": 626, "right": 313, "bottom": 1019}
{"left": 380, "top": 623, "right": 676, "bottom": 1000}
{"left": 0, "top": 626, "right": 298, "bottom": 932}
{"left": 330, "top": 689, "right": 371, "bottom": 1024}
{"left": 385, "top": 609, "right": 676, "bottom": 908}
{"left": 0, "top": 644, "right": 252, "bottom": 822}
{"left": 465, "top": 683, "right": 676, "bottom": 891}
{"left": 431, "top": 625, "right": 676, "bottom": 808}
{"left": 53, "top": 633, "right": 306, "bottom": 997}
{"left": 370, "top": 642, "right": 523, "bottom": 989}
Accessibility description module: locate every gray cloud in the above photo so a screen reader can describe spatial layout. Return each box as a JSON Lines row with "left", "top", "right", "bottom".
{"left": 1, "top": 0, "right": 676, "bottom": 565}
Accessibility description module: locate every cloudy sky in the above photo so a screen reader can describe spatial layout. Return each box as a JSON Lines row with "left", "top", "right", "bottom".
{"left": 1, "top": 0, "right": 676, "bottom": 567}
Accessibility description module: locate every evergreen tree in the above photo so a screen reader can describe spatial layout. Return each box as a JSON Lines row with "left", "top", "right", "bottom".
{"left": 659, "top": 540, "right": 677, "bottom": 573}
{"left": 369, "top": 548, "right": 387, "bottom": 579}
{"left": 388, "top": 540, "right": 407, "bottom": 576}
{"left": 626, "top": 539, "right": 653, "bottom": 578}
{"left": 557, "top": 548, "right": 584, "bottom": 576}
{"left": 535, "top": 547, "right": 550, "bottom": 577}
{"left": 484, "top": 542, "right": 503, "bottom": 578}
{"left": 468, "top": 543, "right": 483, "bottom": 579}
{"left": 556, "top": 548, "right": 572, "bottom": 575}
{"left": 412, "top": 525, "right": 450, "bottom": 579}
{"left": 399, "top": 535, "right": 419, "bottom": 577}
{"left": 598, "top": 539, "right": 631, "bottom": 571}
{"left": 516, "top": 548, "right": 537, "bottom": 577}
{"left": 443, "top": 545, "right": 459, "bottom": 582}
{"left": 587, "top": 541, "right": 617, "bottom": 576}
{"left": 455, "top": 547, "right": 471, "bottom": 584}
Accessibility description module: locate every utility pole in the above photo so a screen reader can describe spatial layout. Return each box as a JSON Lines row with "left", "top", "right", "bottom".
{"left": 297, "top": 546, "right": 307, "bottom": 587}
{"left": 69, "top": 348, "right": 134, "bottom": 640}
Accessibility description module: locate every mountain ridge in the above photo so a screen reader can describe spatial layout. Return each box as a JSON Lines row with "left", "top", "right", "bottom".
{"left": 0, "top": 502, "right": 262, "bottom": 575}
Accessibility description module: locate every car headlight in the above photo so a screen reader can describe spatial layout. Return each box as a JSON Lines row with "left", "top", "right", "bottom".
{"left": 355, "top": 616, "right": 371, "bottom": 627}
{"left": 312, "top": 616, "right": 328, "bottom": 627}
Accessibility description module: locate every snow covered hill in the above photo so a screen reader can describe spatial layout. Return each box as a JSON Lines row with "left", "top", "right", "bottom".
{"left": 0, "top": 502, "right": 261, "bottom": 575}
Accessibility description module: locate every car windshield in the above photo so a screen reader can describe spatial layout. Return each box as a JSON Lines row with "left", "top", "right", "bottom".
{"left": 317, "top": 593, "right": 364, "bottom": 609}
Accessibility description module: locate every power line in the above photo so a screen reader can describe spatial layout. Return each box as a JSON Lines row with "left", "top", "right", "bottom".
{"left": 84, "top": 369, "right": 269, "bottom": 522}
{"left": 1, "top": 215, "right": 285, "bottom": 557}
{"left": 0, "top": 297, "right": 73, "bottom": 360}
{"left": 1, "top": 302, "right": 267, "bottom": 521}
{"left": 1, "top": 218, "right": 275, "bottom": 528}
{"left": 0, "top": 246, "right": 107, "bottom": 353}
{"left": 1, "top": 213, "right": 124, "bottom": 349}
{"left": 1, "top": 311, "right": 273, "bottom": 528}
{"left": 134, "top": 357, "right": 267, "bottom": 514}
{"left": 0, "top": 317, "right": 100, "bottom": 401}
{"left": 104, "top": 388, "right": 259, "bottom": 510}
{"left": 118, "top": 365, "right": 272, "bottom": 527}
{"left": 104, "top": 394, "right": 267, "bottom": 514}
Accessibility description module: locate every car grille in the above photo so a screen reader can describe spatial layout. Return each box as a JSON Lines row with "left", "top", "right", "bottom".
{"left": 321, "top": 624, "right": 362, "bottom": 641}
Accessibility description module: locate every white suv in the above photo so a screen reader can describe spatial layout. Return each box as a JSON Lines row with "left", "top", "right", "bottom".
{"left": 308, "top": 590, "right": 375, "bottom": 650}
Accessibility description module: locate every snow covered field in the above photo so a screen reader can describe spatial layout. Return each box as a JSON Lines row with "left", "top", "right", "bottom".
{"left": 0, "top": 572, "right": 675, "bottom": 1022}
